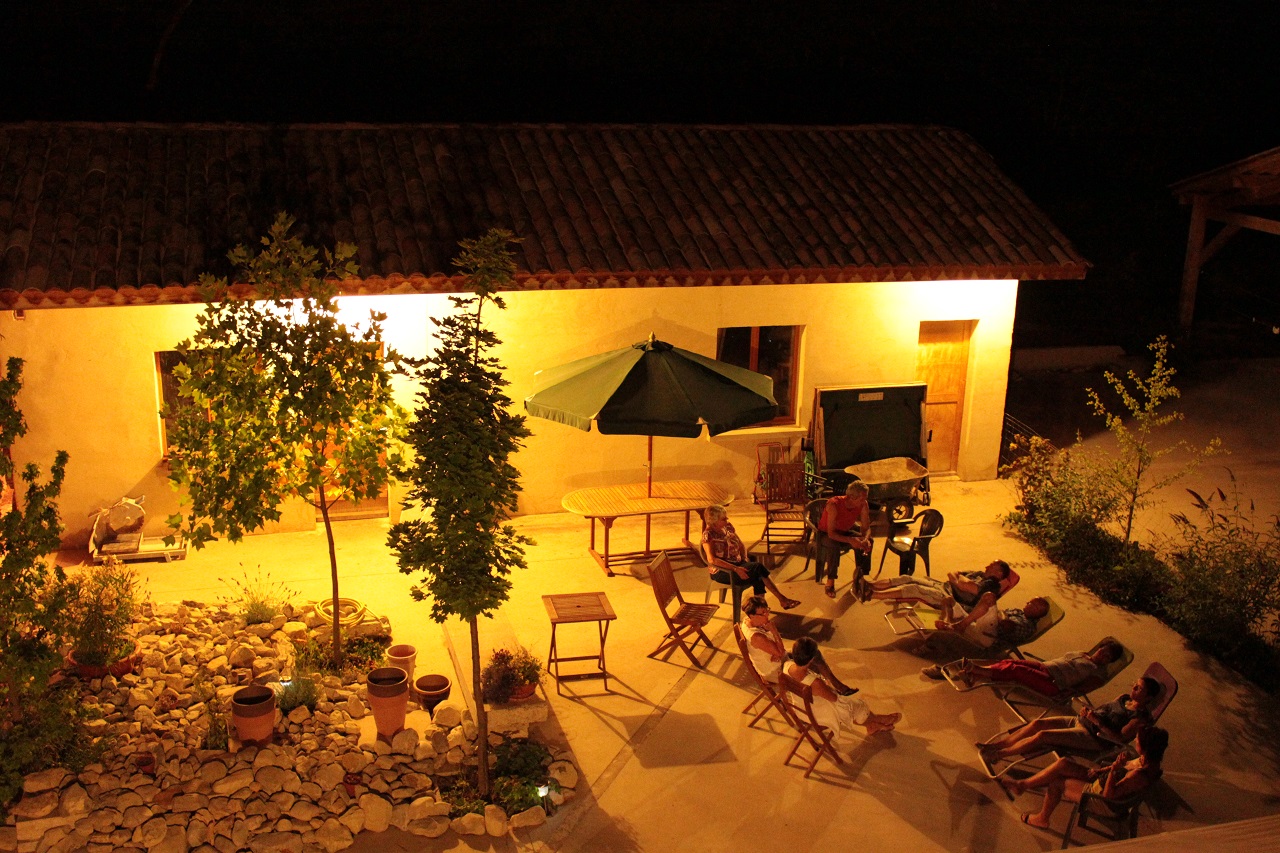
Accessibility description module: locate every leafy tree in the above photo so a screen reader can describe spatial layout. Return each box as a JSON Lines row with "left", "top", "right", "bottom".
{"left": 1086, "top": 335, "right": 1222, "bottom": 542}
{"left": 0, "top": 357, "right": 88, "bottom": 814}
{"left": 387, "top": 229, "right": 532, "bottom": 797}
{"left": 167, "top": 213, "right": 402, "bottom": 662}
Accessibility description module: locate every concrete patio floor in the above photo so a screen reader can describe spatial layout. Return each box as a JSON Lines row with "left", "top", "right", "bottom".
{"left": 113, "top": 476, "right": 1280, "bottom": 852}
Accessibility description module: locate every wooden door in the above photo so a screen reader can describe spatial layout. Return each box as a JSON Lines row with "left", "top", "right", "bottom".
{"left": 916, "top": 321, "right": 972, "bottom": 475}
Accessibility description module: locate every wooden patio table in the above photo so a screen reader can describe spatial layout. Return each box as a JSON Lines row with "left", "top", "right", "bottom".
{"left": 542, "top": 592, "right": 617, "bottom": 695}
{"left": 561, "top": 479, "right": 731, "bottom": 576}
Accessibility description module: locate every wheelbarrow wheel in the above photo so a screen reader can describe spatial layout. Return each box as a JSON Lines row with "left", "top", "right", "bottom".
{"left": 885, "top": 499, "right": 914, "bottom": 522}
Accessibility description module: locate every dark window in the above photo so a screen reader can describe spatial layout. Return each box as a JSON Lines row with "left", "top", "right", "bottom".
{"left": 155, "top": 350, "right": 186, "bottom": 454}
{"left": 716, "top": 326, "right": 800, "bottom": 425}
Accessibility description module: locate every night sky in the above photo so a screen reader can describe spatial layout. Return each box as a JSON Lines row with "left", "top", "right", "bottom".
{"left": 6, "top": 0, "right": 1280, "bottom": 349}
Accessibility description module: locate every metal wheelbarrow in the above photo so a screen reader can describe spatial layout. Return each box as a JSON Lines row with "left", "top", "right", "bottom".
{"left": 842, "top": 456, "right": 930, "bottom": 521}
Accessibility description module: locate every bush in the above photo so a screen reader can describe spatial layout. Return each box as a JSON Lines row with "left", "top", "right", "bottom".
{"left": 1158, "top": 482, "right": 1280, "bottom": 670}
{"left": 67, "top": 559, "right": 141, "bottom": 667}
{"left": 491, "top": 738, "right": 555, "bottom": 814}
{"left": 0, "top": 683, "right": 104, "bottom": 815}
{"left": 293, "top": 636, "right": 388, "bottom": 681}
{"left": 221, "top": 567, "right": 297, "bottom": 626}
{"left": 276, "top": 674, "right": 320, "bottom": 715}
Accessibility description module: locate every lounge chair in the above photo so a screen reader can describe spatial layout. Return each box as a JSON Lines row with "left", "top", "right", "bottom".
{"left": 914, "top": 596, "right": 1066, "bottom": 662}
{"left": 883, "top": 567, "right": 1021, "bottom": 637}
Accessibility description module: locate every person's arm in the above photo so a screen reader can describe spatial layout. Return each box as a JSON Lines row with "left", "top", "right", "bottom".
{"left": 1101, "top": 759, "right": 1150, "bottom": 799}
{"left": 808, "top": 675, "right": 839, "bottom": 703}
{"left": 749, "top": 630, "right": 784, "bottom": 662}
{"left": 949, "top": 573, "right": 981, "bottom": 597}
{"left": 943, "top": 592, "right": 997, "bottom": 632}
{"left": 853, "top": 501, "right": 872, "bottom": 550}
{"left": 703, "top": 538, "right": 749, "bottom": 578}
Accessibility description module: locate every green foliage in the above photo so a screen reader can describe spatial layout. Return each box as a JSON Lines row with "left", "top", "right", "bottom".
{"left": 481, "top": 647, "right": 544, "bottom": 704}
{"left": 492, "top": 739, "right": 555, "bottom": 814}
{"left": 0, "top": 685, "right": 105, "bottom": 817}
{"left": 191, "top": 671, "right": 228, "bottom": 750}
{"left": 293, "top": 636, "right": 388, "bottom": 681}
{"left": 1004, "top": 435, "right": 1120, "bottom": 551}
{"left": 166, "top": 213, "right": 405, "bottom": 660}
{"left": 67, "top": 560, "right": 141, "bottom": 667}
{"left": 1158, "top": 479, "right": 1280, "bottom": 685}
{"left": 440, "top": 778, "right": 488, "bottom": 816}
{"left": 221, "top": 566, "right": 297, "bottom": 626}
{"left": 1085, "top": 336, "right": 1222, "bottom": 542}
{"left": 0, "top": 358, "right": 94, "bottom": 817}
{"left": 387, "top": 229, "right": 532, "bottom": 797}
{"left": 276, "top": 674, "right": 320, "bottom": 715}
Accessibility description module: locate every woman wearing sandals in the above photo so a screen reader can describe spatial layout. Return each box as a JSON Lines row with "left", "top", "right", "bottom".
{"left": 786, "top": 637, "right": 901, "bottom": 736}
{"left": 1005, "top": 726, "right": 1168, "bottom": 830}
{"left": 703, "top": 504, "right": 800, "bottom": 611}
{"left": 816, "top": 480, "right": 873, "bottom": 599}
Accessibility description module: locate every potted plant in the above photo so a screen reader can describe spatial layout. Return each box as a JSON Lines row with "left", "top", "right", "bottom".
{"left": 481, "top": 646, "right": 544, "bottom": 704}
{"left": 67, "top": 558, "right": 141, "bottom": 678}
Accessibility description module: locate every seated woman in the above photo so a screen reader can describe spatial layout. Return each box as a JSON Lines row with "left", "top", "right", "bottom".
{"left": 703, "top": 504, "right": 800, "bottom": 610}
{"left": 954, "top": 640, "right": 1123, "bottom": 696}
{"left": 980, "top": 676, "right": 1159, "bottom": 760}
{"left": 866, "top": 560, "right": 1012, "bottom": 622}
{"left": 1006, "top": 726, "right": 1168, "bottom": 830}
{"left": 784, "top": 637, "right": 900, "bottom": 735}
{"left": 740, "top": 596, "right": 855, "bottom": 694}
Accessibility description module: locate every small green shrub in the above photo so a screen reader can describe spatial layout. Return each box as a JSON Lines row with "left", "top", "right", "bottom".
{"left": 276, "top": 674, "right": 320, "bottom": 715}
{"left": 68, "top": 559, "right": 141, "bottom": 666}
{"left": 1, "top": 684, "right": 105, "bottom": 816}
{"left": 440, "top": 778, "right": 488, "bottom": 816}
{"left": 221, "top": 567, "right": 297, "bottom": 626}
{"left": 293, "top": 636, "right": 389, "bottom": 681}
{"left": 491, "top": 738, "right": 555, "bottom": 814}
{"left": 1159, "top": 482, "right": 1280, "bottom": 675}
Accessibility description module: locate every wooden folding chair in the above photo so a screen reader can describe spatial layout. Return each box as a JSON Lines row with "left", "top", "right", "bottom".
{"left": 760, "top": 462, "right": 808, "bottom": 558}
{"left": 778, "top": 671, "right": 845, "bottom": 778}
{"left": 732, "top": 623, "right": 799, "bottom": 731}
{"left": 647, "top": 552, "right": 719, "bottom": 668}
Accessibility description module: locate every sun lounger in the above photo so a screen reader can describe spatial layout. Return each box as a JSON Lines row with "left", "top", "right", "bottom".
{"left": 882, "top": 568, "right": 1022, "bottom": 638}
{"left": 903, "top": 596, "right": 1065, "bottom": 662}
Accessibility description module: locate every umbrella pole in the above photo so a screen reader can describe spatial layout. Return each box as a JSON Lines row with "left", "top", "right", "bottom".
{"left": 647, "top": 435, "right": 655, "bottom": 498}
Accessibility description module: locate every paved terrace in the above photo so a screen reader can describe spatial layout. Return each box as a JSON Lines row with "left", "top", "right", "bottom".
{"left": 113, "top": 477, "right": 1280, "bottom": 852}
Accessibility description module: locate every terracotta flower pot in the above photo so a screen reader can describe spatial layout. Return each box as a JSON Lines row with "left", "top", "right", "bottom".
{"left": 387, "top": 644, "right": 417, "bottom": 683}
{"left": 509, "top": 682, "right": 538, "bottom": 702}
{"left": 231, "top": 685, "right": 276, "bottom": 746}
{"left": 366, "top": 667, "right": 409, "bottom": 742}
{"left": 414, "top": 674, "right": 451, "bottom": 714}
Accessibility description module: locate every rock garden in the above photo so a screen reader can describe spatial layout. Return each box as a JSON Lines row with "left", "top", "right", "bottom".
{"left": 2, "top": 583, "right": 574, "bottom": 853}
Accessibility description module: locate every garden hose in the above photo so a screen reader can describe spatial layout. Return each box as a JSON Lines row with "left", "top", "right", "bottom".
{"left": 315, "top": 597, "right": 368, "bottom": 627}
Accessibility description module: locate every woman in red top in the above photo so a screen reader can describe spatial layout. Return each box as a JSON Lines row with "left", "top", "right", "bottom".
{"left": 817, "top": 481, "right": 872, "bottom": 599}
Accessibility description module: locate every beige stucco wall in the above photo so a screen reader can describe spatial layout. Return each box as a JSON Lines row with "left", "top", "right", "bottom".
{"left": 1, "top": 278, "right": 1017, "bottom": 547}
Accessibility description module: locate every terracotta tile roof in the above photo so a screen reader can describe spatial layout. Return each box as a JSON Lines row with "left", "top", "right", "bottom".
{"left": 0, "top": 122, "right": 1087, "bottom": 308}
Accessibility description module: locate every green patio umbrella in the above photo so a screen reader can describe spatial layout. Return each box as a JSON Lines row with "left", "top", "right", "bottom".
{"left": 524, "top": 334, "right": 777, "bottom": 496}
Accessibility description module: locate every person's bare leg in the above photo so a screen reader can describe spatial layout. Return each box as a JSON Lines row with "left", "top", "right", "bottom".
{"left": 940, "top": 595, "right": 957, "bottom": 623}
{"left": 1007, "top": 757, "right": 1089, "bottom": 797}
{"left": 813, "top": 655, "right": 855, "bottom": 694}
{"left": 1025, "top": 777, "right": 1067, "bottom": 828}
{"left": 863, "top": 711, "right": 901, "bottom": 733}
{"left": 763, "top": 575, "right": 799, "bottom": 609}
{"left": 982, "top": 718, "right": 1047, "bottom": 752}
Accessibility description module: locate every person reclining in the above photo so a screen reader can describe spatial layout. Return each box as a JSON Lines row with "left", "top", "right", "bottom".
{"left": 740, "top": 596, "right": 857, "bottom": 694}
{"left": 920, "top": 597, "right": 1050, "bottom": 677}
{"left": 953, "top": 640, "right": 1124, "bottom": 696}
{"left": 1006, "top": 726, "right": 1168, "bottom": 830}
{"left": 980, "top": 676, "right": 1159, "bottom": 761}
{"left": 785, "top": 637, "right": 900, "bottom": 736}
{"left": 866, "top": 559, "right": 1012, "bottom": 622}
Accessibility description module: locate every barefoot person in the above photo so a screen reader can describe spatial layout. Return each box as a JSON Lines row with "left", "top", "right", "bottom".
{"left": 867, "top": 560, "right": 1012, "bottom": 622}
{"left": 703, "top": 504, "right": 800, "bottom": 611}
{"left": 786, "top": 637, "right": 900, "bottom": 735}
{"left": 954, "top": 640, "right": 1123, "bottom": 696}
{"left": 980, "top": 676, "right": 1158, "bottom": 760}
{"left": 1006, "top": 726, "right": 1168, "bottom": 830}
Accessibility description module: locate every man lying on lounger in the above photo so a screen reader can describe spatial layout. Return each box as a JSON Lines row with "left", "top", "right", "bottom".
{"left": 952, "top": 639, "right": 1124, "bottom": 696}
{"left": 920, "top": 597, "right": 1050, "bottom": 675}
{"left": 865, "top": 559, "right": 1012, "bottom": 623}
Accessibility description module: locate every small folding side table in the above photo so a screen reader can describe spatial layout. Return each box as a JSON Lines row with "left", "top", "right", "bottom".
{"left": 542, "top": 592, "right": 617, "bottom": 695}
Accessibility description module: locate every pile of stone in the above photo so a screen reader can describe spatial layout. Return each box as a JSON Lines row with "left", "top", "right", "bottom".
{"left": 1, "top": 601, "right": 575, "bottom": 853}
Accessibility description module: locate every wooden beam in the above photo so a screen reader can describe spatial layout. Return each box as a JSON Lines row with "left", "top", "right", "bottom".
{"left": 1207, "top": 209, "right": 1280, "bottom": 237}
{"left": 1179, "top": 197, "right": 1208, "bottom": 331}
{"left": 1200, "top": 223, "right": 1241, "bottom": 265}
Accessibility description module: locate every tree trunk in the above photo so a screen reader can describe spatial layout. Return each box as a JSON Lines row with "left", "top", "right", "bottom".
{"left": 470, "top": 615, "right": 490, "bottom": 797}
{"left": 318, "top": 490, "right": 342, "bottom": 663}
